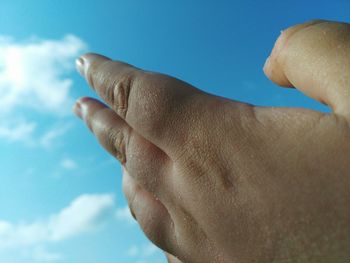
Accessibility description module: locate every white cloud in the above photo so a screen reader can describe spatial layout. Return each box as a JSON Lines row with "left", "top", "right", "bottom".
{"left": 0, "top": 194, "right": 115, "bottom": 249}
{"left": 0, "top": 119, "right": 36, "bottom": 143}
{"left": 0, "top": 35, "right": 86, "bottom": 144}
{"left": 127, "top": 245, "right": 140, "bottom": 257}
{"left": 0, "top": 35, "right": 85, "bottom": 115}
{"left": 49, "top": 194, "right": 114, "bottom": 241}
{"left": 60, "top": 158, "right": 78, "bottom": 170}
{"left": 39, "top": 124, "right": 72, "bottom": 149}
{"left": 0, "top": 195, "right": 163, "bottom": 262}
{"left": 31, "top": 246, "right": 62, "bottom": 262}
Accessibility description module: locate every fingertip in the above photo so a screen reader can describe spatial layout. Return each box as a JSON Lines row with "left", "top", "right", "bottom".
{"left": 263, "top": 20, "right": 328, "bottom": 88}
{"left": 72, "top": 100, "right": 82, "bottom": 119}
{"left": 263, "top": 55, "right": 291, "bottom": 87}
{"left": 263, "top": 30, "right": 295, "bottom": 88}
{"left": 75, "top": 53, "right": 112, "bottom": 80}
{"left": 73, "top": 97, "right": 90, "bottom": 119}
{"left": 76, "top": 57, "right": 85, "bottom": 77}
{"left": 73, "top": 96, "right": 103, "bottom": 120}
{"left": 262, "top": 56, "right": 271, "bottom": 77}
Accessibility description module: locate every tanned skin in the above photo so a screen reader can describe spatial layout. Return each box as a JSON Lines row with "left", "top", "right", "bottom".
{"left": 74, "top": 20, "right": 350, "bottom": 263}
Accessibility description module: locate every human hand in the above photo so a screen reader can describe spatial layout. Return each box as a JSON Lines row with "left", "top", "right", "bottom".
{"left": 73, "top": 20, "right": 350, "bottom": 262}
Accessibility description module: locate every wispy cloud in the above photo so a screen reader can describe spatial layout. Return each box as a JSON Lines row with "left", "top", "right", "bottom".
{"left": 0, "top": 194, "right": 115, "bottom": 249}
{"left": 39, "top": 124, "right": 72, "bottom": 149}
{"left": 127, "top": 245, "right": 140, "bottom": 257}
{"left": 31, "top": 246, "right": 63, "bottom": 262}
{"left": 0, "top": 35, "right": 86, "bottom": 144}
{"left": 0, "top": 119, "right": 36, "bottom": 143}
{"left": 60, "top": 158, "right": 78, "bottom": 170}
{"left": 49, "top": 194, "right": 114, "bottom": 241}
{"left": 0, "top": 194, "right": 162, "bottom": 261}
{"left": 0, "top": 35, "right": 85, "bottom": 115}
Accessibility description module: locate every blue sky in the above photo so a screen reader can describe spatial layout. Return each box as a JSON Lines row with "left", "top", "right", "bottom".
{"left": 0, "top": 0, "right": 349, "bottom": 262}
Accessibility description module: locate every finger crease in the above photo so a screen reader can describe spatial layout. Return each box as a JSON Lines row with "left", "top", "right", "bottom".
{"left": 114, "top": 74, "right": 133, "bottom": 119}
{"left": 107, "top": 128, "right": 126, "bottom": 164}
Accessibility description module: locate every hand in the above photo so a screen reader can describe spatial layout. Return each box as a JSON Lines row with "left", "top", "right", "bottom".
{"left": 74, "top": 20, "right": 350, "bottom": 262}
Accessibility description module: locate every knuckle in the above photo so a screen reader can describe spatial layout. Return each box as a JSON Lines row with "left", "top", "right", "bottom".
{"left": 112, "top": 71, "right": 136, "bottom": 119}
{"left": 130, "top": 72, "right": 178, "bottom": 131}
{"left": 105, "top": 126, "right": 128, "bottom": 164}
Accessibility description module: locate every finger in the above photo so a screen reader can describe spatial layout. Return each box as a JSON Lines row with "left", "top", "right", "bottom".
{"left": 76, "top": 53, "right": 137, "bottom": 118}
{"left": 73, "top": 96, "right": 130, "bottom": 164}
{"left": 263, "top": 20, "right": 325, "bottom": 88}
{"left": 264, "top": 20, "right": 350, "bottom": 116}
{"left": 73, "top": 97, "right": 173, "bottom": 198}
{"left": 122, "top": 169, "right": 179, "bottom": 256}
{"left": 76, "top": 53, "right": 204, "bottom": 156}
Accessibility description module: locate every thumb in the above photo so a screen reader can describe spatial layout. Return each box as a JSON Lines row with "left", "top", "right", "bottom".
{"left": 264, "top": 20, "right": 350, "bottom": 117}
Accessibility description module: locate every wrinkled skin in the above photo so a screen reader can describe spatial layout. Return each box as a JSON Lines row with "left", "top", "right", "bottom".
{"left": 73, "top": 20, "right": 350, "bottom": 263}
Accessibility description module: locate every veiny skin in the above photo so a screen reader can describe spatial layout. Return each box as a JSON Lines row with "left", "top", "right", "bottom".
{"left": 73, "top": 20, "right": 350, "bottom": 263}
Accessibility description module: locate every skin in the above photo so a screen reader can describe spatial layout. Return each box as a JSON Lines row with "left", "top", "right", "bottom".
{"left": 73, "top": 20, "right": 350, "bottom": 262}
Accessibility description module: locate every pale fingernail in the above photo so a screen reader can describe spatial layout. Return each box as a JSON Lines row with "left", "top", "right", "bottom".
{"left": 263, "top": 56, "right": 271, "bottom": 73}
{"left": 76, "top": 57, "right": 85, "bottom": 77}
{"left": 73, "top": 101, "right": 82, "bottom": 119}
{"left": 129, "top": 207, "right": 137, "bottom": 221}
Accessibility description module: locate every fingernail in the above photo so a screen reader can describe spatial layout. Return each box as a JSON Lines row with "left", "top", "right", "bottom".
{"left": 76, "top": 57, "right": 85, "bottom": 77}
{"left": 73, "top": 101, "right": 82, "bottom": 119}
{"left": 130, "top": 208, "right": 137, "bottom": 221}
{"left": 263, "top": 56, "right": 271, "bottom": 73}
